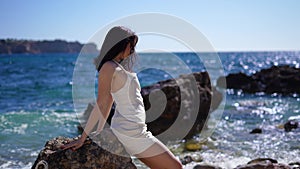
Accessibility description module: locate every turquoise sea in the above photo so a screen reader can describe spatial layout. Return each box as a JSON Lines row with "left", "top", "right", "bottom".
{"left": 0, "top": 52, "right": 300, "bottom": 168}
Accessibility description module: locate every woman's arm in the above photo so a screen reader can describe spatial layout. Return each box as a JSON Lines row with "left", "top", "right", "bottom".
{"left": 61, "top": 61, "right": 115, "bottom": 150}
{"left": 81, "top": 62, "right": 115, "bottom": 140}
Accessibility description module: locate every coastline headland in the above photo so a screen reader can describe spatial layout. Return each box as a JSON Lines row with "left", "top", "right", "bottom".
{"left": 0, "top": 39, "right": 98, "bottom": 54}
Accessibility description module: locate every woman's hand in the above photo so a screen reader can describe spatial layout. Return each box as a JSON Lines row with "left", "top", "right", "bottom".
{"left": 60, "top": 137, "right": 85, "bottom": 151}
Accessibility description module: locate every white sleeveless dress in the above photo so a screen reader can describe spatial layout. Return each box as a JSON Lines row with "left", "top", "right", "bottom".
{"left": 110, "top": 60, "right": 158, "bottom": 155}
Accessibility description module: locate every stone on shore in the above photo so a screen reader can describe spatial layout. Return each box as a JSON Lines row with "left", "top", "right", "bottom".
{"left": 249, "top": 128, "right": 262, "bottom": 134}
{"left": 193, "top": 164, "right": 222, "bottom": 169}
{"left": 180, "top": 154, "right": 203, "bottom": 165}
{"left": 234, "top": 158, "right": 291, "bottom": 169}
{"left": 32, "top": 129, "right": 137, "bottom": 169}
{"left": 284, "top": 120, "right": 299, "bottom": 132}
{"left": 184, "top": 157, "right": 297, "bottom": 169}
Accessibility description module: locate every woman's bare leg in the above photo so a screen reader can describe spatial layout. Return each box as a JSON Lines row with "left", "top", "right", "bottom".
{"left": 135, "top": 141, "right": 183, "bottom": 169}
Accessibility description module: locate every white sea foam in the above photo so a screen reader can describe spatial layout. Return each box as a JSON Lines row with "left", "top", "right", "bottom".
{"left": 288, "top": 115, "right": 300, "bottom": 121}
{"left": 2, "top": 123, "right": 28, "bottom": 135}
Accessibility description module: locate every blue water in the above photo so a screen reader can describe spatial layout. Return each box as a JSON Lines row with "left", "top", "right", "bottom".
{"left": 0, "top": 52, "right": 300, "bottom": 168}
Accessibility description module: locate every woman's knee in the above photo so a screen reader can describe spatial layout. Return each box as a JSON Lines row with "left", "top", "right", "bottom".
{"left": 138, "top": 154, "right": 183, "bottom": 169}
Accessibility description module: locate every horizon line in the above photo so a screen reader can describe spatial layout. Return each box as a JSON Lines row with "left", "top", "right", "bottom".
{"left": 1, "top": 38, "right": 299, "bottom": 53}
{"left": 137, "top": 48, "right": 300, "bottom": 53}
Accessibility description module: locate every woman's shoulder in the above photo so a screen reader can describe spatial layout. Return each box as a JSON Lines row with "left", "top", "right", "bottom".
{"left": 100, "top": 61, "right": 127, "bottom": 85}
{"left": 100, "top": 61, "right": 118, "bottom": 72}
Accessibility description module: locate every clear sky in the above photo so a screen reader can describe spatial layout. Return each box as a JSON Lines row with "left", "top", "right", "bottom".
{"left": 1, "top": 0, "right": 299, "bottom": 51}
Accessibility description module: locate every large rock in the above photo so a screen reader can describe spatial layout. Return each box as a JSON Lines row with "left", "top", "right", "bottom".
{"left": 32, "top": 129, "right": 137, "bottom": 169}
{"left": 142, "top": 72, "right": 222, "bottom": 139}
{"left": 217, "top": 65, "right": 300, "bottom": 94}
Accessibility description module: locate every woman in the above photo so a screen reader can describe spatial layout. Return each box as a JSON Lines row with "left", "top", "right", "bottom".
{"left": 61, "top": 26, "right": 183, "bottom": 169}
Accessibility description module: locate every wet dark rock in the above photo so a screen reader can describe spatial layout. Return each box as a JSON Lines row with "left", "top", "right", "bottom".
{"left": 217, "top": 65, "right": 300, "bottom": 94}
{"left": 284, "top": 120, "right": 299, "bottom": 132}
{"left": 235, "top": 163, "right": 291, "bottom": 169}
{"left": 193, "top": 164, "right": 222, "bottom": 169}
{"left": 180, "top": 154, "right": 203, "bottom": 165}
{"left": 289, "top": 162, "right": 300, "bottom": 169}
{"left": 234, "top": 158, "right": 291, "bottom": 169}
{"left": 247, "top": 158, "right": 278, "bottom": 164}
{"left": 217, "top": 72, "right": 254, "bottom": 91}
{"left": 250, "top": 128, "right": 262, "bottom": 134}
{"left": 189, "top": 158, "right": 293, "bottom": 169}
{"left": 180, "top": 155, "right": 194, "bottom": 165}
{"left": 32, "top": 130, "right": 136, "bottom": 169}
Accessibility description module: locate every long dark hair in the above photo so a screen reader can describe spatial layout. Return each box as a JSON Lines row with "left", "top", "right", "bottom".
{"left": 95, "top": 26, "right": 138, "bottom": 72}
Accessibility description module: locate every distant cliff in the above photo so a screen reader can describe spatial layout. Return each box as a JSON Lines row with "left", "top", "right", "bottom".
{"left": 0, "top": 39, "right": 99, "bottom": 54}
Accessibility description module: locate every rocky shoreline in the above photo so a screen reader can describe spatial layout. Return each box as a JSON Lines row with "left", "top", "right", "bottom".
{"left": 32, "top": 136, "right": 300, "bottom": 169}
{"left": 0, "top": 39, "right": 98, "bottom": 54}
{"left": 181, "top": 155, "right": 300, "bottom": 169}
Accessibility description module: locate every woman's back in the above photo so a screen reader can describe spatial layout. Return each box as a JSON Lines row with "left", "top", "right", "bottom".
{"left": 110, "top": 60, "right": 145, "bottom": 124}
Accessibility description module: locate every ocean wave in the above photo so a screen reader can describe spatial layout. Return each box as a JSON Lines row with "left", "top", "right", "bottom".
{"left": 0, "top": 110, "right": 79, "bottom": 168}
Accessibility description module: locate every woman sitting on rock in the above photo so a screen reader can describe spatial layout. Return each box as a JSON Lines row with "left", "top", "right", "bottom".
{"left": 61, "top": 26, "right": 182, "bottom": 169}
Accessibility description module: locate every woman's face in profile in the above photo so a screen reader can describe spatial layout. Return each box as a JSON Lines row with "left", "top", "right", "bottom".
{"left": 122, "top": 37, "right": 137, "bottom": 60}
